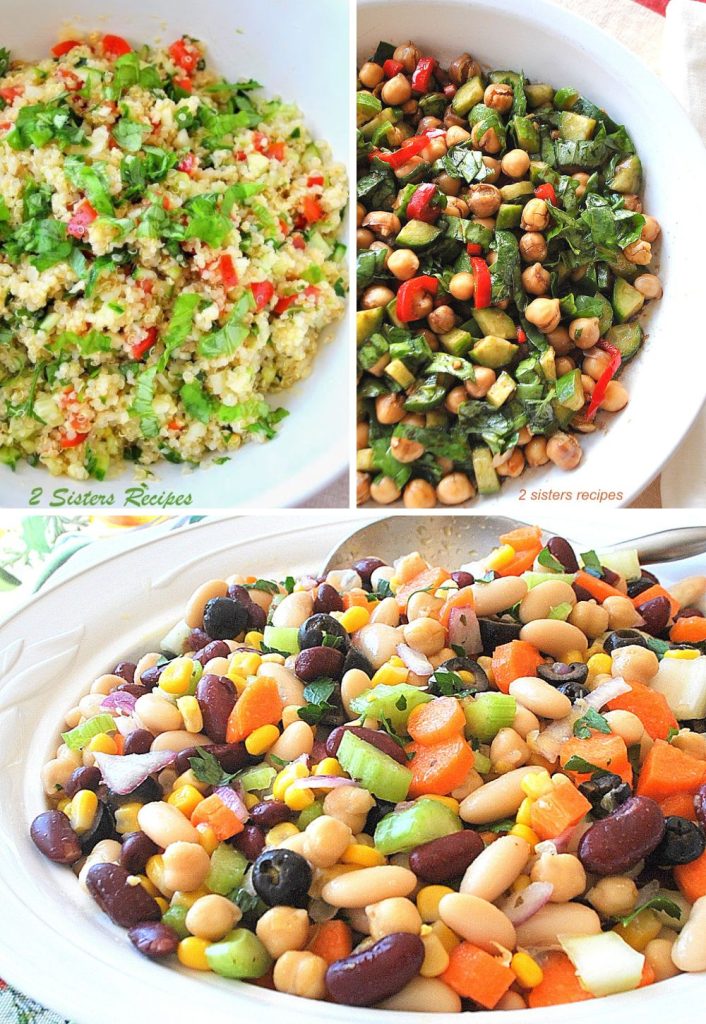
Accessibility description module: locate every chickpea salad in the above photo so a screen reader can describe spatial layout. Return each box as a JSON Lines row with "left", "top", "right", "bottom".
{"left": 0, "top": 34, "right": 347, "bottom": 480}
{"left": 29, "top": 526, "right": 706, "bottom": 1010}
{"left": 356, "top": 41, "right": 663, "bottom": 508}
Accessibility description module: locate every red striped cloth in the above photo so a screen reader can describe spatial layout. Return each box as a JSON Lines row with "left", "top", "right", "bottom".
{"left": 634, "top": 0, "right": 705, "bottom": 13}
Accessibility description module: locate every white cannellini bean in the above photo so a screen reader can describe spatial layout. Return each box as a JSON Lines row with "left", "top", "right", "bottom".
{"left": 509, "top": 677, "right": 572, "bottom": 719}
{"left": 472, "top": 577, "right": 528, "bottom": 617}
{"left": 439, "top": 892, "right": 516, "bottom": 952}
{"left": 672, "top": 896, "right": 706, "bottom": 972}
{"left": 352, "top": 623, "right": 403, "bottom": 669}
{"left": 460, "top": 766, "right": 545, "bottom": 824}
{"left": 460, "top": 835, "right": 530, "bottom": 902}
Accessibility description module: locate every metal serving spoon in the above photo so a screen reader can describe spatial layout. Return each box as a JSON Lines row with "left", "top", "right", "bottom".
{"left": 322, "top": 516, "right": 706, "bottom": 575}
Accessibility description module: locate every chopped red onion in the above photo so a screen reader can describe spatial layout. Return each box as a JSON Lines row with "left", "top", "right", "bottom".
{"left": 101, "top": 691, "right": 137, "bottom": 715}
{"left": 584, "top": 677, "right": 631, "bottom": 709}
{"left": 448, "top": 606, "right": 482, "bottom": 656}
{"left": 397, "top": 643, "right": 433, "bottom": 677}
{"left": 115, "top": 715, "right": 138, "bottom": 737}
{"left": 93, "top": 751, "right": 177, "bottom": 795}
{"left": 288, "top": 776, "right": 359, "bottom": 791}
{"left": 214, "top": 785, "right": 250, "bottom": 823}
{"left": 500, "top": 881, "right": 553, "bottom": 924}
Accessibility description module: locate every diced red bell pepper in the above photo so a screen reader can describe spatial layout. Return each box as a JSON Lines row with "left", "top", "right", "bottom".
{"left": 131, "top": 327, "right": 158, "bottom": 360}
{"left": 274, "top": 294, "right": 297, "bottom": 316}
{"left": 396, "top": 275, "right": 439, "bottom": 323}
{"left": 102, "top": 35, "right": 132, "bottom": 58}
{"left": 292, "top": 233, "right": 306, "bottom": 251}
{"left": 406, "top": 183, "right": 442, "bottom": 224}
{"left": 534, "top": 182, "right": 557, "bottom": 205}
{"left": 516, "top": 327, "right": 527, "bottom": 344}
{"left": 411, "top": 56, "right": 438, "bottom": 94}
{"left": 177, "top": 152, "right": 197, "bottom": 175}
{"left": 302, "top": 195, "right": 324, "bottom": 224}
{"left": 466, "top": 243, "right": 482, "bottom": 256}
{"left": 57, "top": 67, "right": 83, "bottom": 90}
{"left": 52, "top": 40, "right": 81, "bottom": 57}
{"left": 307, "top": 174, "right": 324, "bottom": 187}
{"left": 0, "top": 86, "right": 23, "bottom": 103}
{"left": 382, "top": 59, "right": 404, "bottom": 78}
{"left": 470, "top": 257, "right": 491, "bottom": 309}
{"left": 168, "top": 37, "right": 202, "bottom": 74}
{"left": 218, "top": 254, "right": 238, "bottom": 289}
{"left": 304, "top": 285, "right": 320, "bottom": 300}
{"left": 250, "top": 281, "right": 275, "bottom": 311}
{"left": 369, "top": 134, "right": 429, "bottom": 170}
{"left": 59, "top": 430, "right": 89, "bottom": 449}
{"left": 173, "top": 77, "right": 193, "bottom": 94}
{"left": 266, "top": 140, "right": 286, "bottom": 161}
{"left": 586, "top": 339, "right": 622, "bottom": 420}
{"left": 252, "top": 131, "right": 269, "bottom": 153}
{"left": 67, "top": 199, "right": 97, "bottom": 239}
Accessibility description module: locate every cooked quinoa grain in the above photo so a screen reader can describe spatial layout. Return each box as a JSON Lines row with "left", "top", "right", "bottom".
{"left": 0, "top": 34, "right": 347, "bottom": 479}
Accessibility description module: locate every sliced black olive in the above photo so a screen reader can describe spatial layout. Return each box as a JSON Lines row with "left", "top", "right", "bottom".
{"left": 556, "top": 681, "right": 590, "bottom": 703}
{"left": 428, "top": 657, "right": 489, "bottom": 696}
{"left": 101, "top": 776, "right": 162, "bottom": 809}
{"left": 537, "top": 661, "right": 588, "bottom": 687}
{"left": 603, "top": 629, "right": 649, "bottom": 654}
{"left": 627, "top": 571, "right": 660, "bottom": 599}
{"left": 651, "top": 816, "right": 706, "bottom": 866}
{"left": 578, "top": 772, "right": 632, "bottom": 819}
{"left": 252, "top": 848, "right": 312, "bottom": 907}
{"left": 79, "top": 802, "right": 116, "bottom": 855}
{"left": 298, "top": 613, "right": 349, "bottom": 652}
{"left": 342, "top": 646, "right": 374, "bottom": 676}
{"left": 203, "top": 596, "right": 249, "bottom": 640}
{"left": 478, "top": 617, "right": 522, "bottom": 655}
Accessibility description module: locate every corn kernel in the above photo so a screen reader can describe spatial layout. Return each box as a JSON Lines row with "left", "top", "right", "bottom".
{"left": 69, "top": 789, "right": 98, "bottom": 833}
{"left": 177, "top": 936, "right": 212, "bottom": 971}
{"left": 564, "top": 649, "right": 586, "bottom": 666}
{"left": 417, "top": 885, "right": 454, "bottom": 923}
{"left": 664, "top": 648, "right": 700, "bottom": 660}
{"left": 266, "top": 822, "right": 299, "bottom": 845}
{"left": 520, "top": 769, "right": 553, "bottom": 800}
{"left": 486, "top": 544, "right": 516, "bottom": 572}
{"left": 512, "top": 952, "right": 544, "bottom": 988}
{"left": 230, "top": 651, "right": 262, "bottom": 676}
{"left": 246, "top": 724, "right": 280, "bottom": 756}
{"left": 511, "top": 874, "right": 532, "bottom": 894}
{"left": 341, "top": 844, "right": 386, "bottom": 867}
{"left": 146, "top": 855, "right": 170, "bottom": 896}
{"left": 516, "top": 797, "right": 534, "bottom": 826}
{"left": 173, "top": 769, "right": 208, "bottom": 794}
{"left": 195, "top": 823, "right": 219, "bottom": 855}
{"left": 56, "top": 797, "right": 71, "bottom": 813}
{"left": 87, "top": 733, "right": 118, "bottom": 755}
{"left": 422, "top": 794, "right": 460, "bottom": 815}
{"left": 389, "top": 655, "right": 405, "bottom": 668}
{"left": 371, "top": 663, "right": 409, "bottom": 687}
{"left": 430, "top": 920, "right": 460, "bottom": 954}
{"left": 420, "top": 929, "right": 450, "bottom": 977}
{"left": 168, "top": 785, "right": 204, "bottom": 819}
{"left": 243, "top": 791, "right": 259, "bottom": 810}
{"left": 613, "top": 908, "right": 662, "bottom": 951}
{"left": 225, "top": 669, "right": 248, "bottom": 695}
{"left": 159, "top": 657, "right": 195, "bottom": 696}
{"left": 340, "top": 606, "right": 370, "bottom": 633}
{"left": 509, "top": 824, "right": 539, "bottom": 846}
{"left": 272, "top": 762, "right": 309, "bottom": 800}
{"left": 282, "top": 704, "right": 303, "bottom": 728}
{"left": 587, "top": 653, "right": 612, "bottom": 676}
{"left": 244, "top": 630, "right": 264, "bottom": 650}
{"left": 170, "top": 886, "right": 209, "bottom": 909}
{"left": 284, "top": 785, "right": 314, "bottom": 811}
{"left": 176, "top": 695, "right": 203, "bottom": 734}
{"left": 155, "top": 897, "right": 169, "bottom": 914}
{"left": 136, "top": 874, "right": 159, "bottom": 898}
{"left": 314, "top": 757, "right": 343, "bottom": 777}
{"left": 115, "top": 801, "right": 143, "bottom": 835}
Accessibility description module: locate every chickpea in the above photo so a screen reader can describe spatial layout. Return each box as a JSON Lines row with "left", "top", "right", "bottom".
{"left": 435, "top": 172, "right": 461, "bottom": 197}
{"left": 646, "top": 937, "right": 680, "bottom": 982}
{"left": 370, "top": 476, "right": 401, "bottom": 505}
{"left": 162, "top": 841, "right": 211, "bottom": 893}
{"left": 368, "top": 897, "right": 422, "bottom": 940}
{"left": 428, "top": 304, "right": 456, "bottom": 334}
{"left": 402, "top": 412, "right": 425, "bottom": 427}
{"left": 524, "top": 436, "right": 548, "bottom": 467}
{"left": 483, "top": 83, "right": 513, "bottom": 113}
{"left": 547, "top": 432, "right": 582, "bottom": 470}
{"left": 501, "top": 148, "right": 531, "bottom": 179}
{"left": 404, "top": 288, "right": 435, "bottom": 320}
{"left": 381, "top": 73, "right": 412, "bottom": 106}
{"left": 356, "top": 228, "right": 374, "bottom": 250}
{"left": 407, "top": 590, "right": 444, "bottom": 621}
{"left": 569, "top": 600, "right": 609, "bottom": 639}
{"left": 448, "top": 272, "right": 475, "bottom": 302}
{"left": 445, "top": 125, "right": 471, "bottom": 147}
{"left": 531, "top": 853, "right": 586, "bottom": 903}
{"left": 496, "top": 448, "right": 525, "bottom": 478}
{"left": 466, "top": 183, "right": 502, "bottom": 217}
{"left": 362, "top": 210, "right": 401, "bottom": 242}
{"left": 444, "top": 385, "right": 467, "bottom": 415}
{"left": 634, "top": 273, "right": 663, "bottom": 300}
{"left": 481, "top": 156, "right": 502, "bottom": 183}
{"left": 375, "top": 393, "right": 406, "bottom": 425}
{"left": 393, "top": 42, "right": 421, "bottom": 73}
{"left": 519, "top": 232, "right": 548, "bottom": 262}
{"left": 641, "top": 215, "right": 661, "bottom": 242}
{"left": 555, "top": 357, "right": 575, "bottom": 377}
{"left": 623, "top": 239, "right": 652, "bottom": 265}
{"left": 437, "top": 472, "right": 475, "bottom": 505}
{"left": 323, "top": 785, "right": 375, "bottom": 834}
{"left": 403, "top": 616, "right": 446, "bottom": 656}
{"left": 403, "top": 479, "right": 437, "bottom": 508}
{"left": 521, "top": 198, "right": 550, "bottom": 232}
{"left": 273, "top": 951, "right": 328, "bottom": 1000}
{"left": 525, "top": 297, "right": 561, "bottom": 333}
{"left": 359, "top": 62, "right": 384, "bottom": 89}
{"left": 603, "top": 710, "right": 644, "bottom": 748}
{"left": 470, "top": 123, "right": 501, "bottom": 154}
{"left": 256, "top": 906, "right": 309, "bottom": 959}
{"left": 601, "top": 596, "right": 640, "bottom": 631}
{"left": 521, "top": 262, "right": 551, "bottom": 296}
{"left": 444, "top": 197, "right": 469, "bottom": 218}
{"left": 569, "top": 316, "right": 600, "bottom": 349}
{"left": 600, "top": 380, "right": 629, "bottom": 412}
{"left": 581, "top": 347, "right": 611, "bottom": 380}
{"left": 581, "top": 373, "right": 595, "bottom": 396}
{"left": 356, "top": 421, "right": 369, "bottom": 450}
{"left": 448, "top": 53, "right": 481, "bottom": 85}
{"left": 622, "top": 193, "right": 642, "bottom": 212}
{"left": 361, "top": 285, "right": 395, "bottom": 310}
{"left": 571, "top": 171, "right": 590, "bottom": 198}
{"left": 465, "top": 366, "right": 496, "bottom": 398}
{"left": 387, "top": 248, "right": 420, "bottom": 281}
{"left": 611, "top": 644, "right": 659, "bottom": 684}
{"left": 418, "top": 115, "right": 442, "bottom": 134}
{"left": 356, "top": 202, "right": 366, "bottom": 227}
{"left": 444, "top": 107, "right": 467, "bottom": 130}
{"left": 390, "top": 436, "right": 424, "bottom": 463}
{"left": 422, "top": 137, "right": 447, "bottom": 163}
{"left": 356, "top": 471, "right": 371, "bottom": 505}
{"left": 587, "top": 876, "right": 638, "bottom": 917}
{"left": 185, "top": 894, "right": 241, "bottom": 941}
{"left": 303, "top": 814, "right": 353, "bottom": 868}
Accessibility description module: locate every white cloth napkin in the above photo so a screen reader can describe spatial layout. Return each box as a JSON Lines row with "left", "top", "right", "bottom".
{"left": 659, "top": 0, "right": 706, "bottom": 507}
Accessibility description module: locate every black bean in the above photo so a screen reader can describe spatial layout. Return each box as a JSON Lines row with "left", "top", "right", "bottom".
{"left": 120, "top": 831, "right": 161, "bottom": 874}
{"left": 314, "top": 583, "right": 344, "bottom": 614}
{"left": 326, "top": 933, "right": 425, "bottom": 1006}
{"left": 636, "top": 596, "right": 671, "bottom": 636}
{"left": 64, "top": 765, "right": 102, "bottom": 798}
{"left": 86, "top": 863, "right": 161, "bottom": 928}
{"left": 409, "top": 830, "right": 484, "bottom": 883}
{"left": 298, "top": 613, "right": 348, "bottom": 652}
{"left": 128, "top": 921, "right": 179, "bottom": 958}
{"left": 123, "top": 729, "right": 154, "bottom": 756}
{"left": 139, "top": 664, "right": 164, "bottom": 690}
{"left": 80, "top": 802, "right": 116, "bottom": 855}
{"left": 326, "top": 725, "right": 407, "bottom": 765}
{"left": 295, "top": 645, "right": 345, "bottom": 682}
{"left": 30, "top": 811, "right": 82, "bottom": 864}
{"left": 195, "top": 674, "right": 237, "bottom": 743}
{"left": 112, "top": 661, "right": 137, "bottom": 684}
{"left": 250, "top": 800, "right": 294, "bottom": 829}
{"left": 203, "top": 597, "right": 248, "bottom": 640}
{"left": 353, "top": 557, "right": 385, "bottom": 587}
{"left": 547, "top": 536, "right": 579, "bottom": 572}
{"left": 192, "top": 640, "right": 231, "bottom": 667}
{"left": 651, "top": 816, "right": 706, "bottom": 866}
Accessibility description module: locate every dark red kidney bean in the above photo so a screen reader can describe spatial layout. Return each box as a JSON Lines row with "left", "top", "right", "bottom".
{"left": 675, "top": 607, "right": 705, "bottom": 620}
{"left": 193, "top": 640, "right": 231, "bottom": 667}
{"left": 231, "top": 824, "right": 265, "bottom": 861}
{"left": 637, "top": 596, "right": 671, "bottom": 635}
{"left": 311, "top": 738, "right": 329, "bottom": 763}
{"left": 173, "top": 741, "right": 249, "bottom": 776}
{"left": 326, "top": 725, "right": 407, "bottom": 765}
{"left": 315, "top": 583, "right": 344, "bottom": 614}
{"left": 80, "top": 802, "right": 116, "bottom": 855}
{"left": 120, "top": 831, "right": 161, "bottom": 874}
{"left": 123, "top": 729, "right": 154, "bottom": 756}
{"left": 353, "top": 557, "right": 385, "bottom": 587}
{"left": 30, "top": 811, "right": 82, "bottom": 864}
{"left": 112, "top": 661, "right": 137, "bottom": 683}
{"left": 185, "top": 628, "right": 213, "bottom": 652}
{"left": 326, "top": 933, "right": 425, "bottom": 1006}
{"left": 409, "top": 829, "right": 484, "bottom": 883}
{"left": 247, "top": 603, "right": 267, "bottom": 631}
{"left": 578, "top": 796, "right": 665, "bottom": 876}
{"left": 86, "top": 863, "right": 161, "bottom": 928}
{"left": 695, "top": 785, "right": 706, "bottom": 829}
{"left": 250, "top": 800, "right": 293, "bottom": 829}
{"left": 295, "top": 645, "right": 344, "bottom": 682}
{"left": 602, "top": 566, "right": 621, "bottom": 588}
{"left": 128, "top": 921, "right": 179, "bottom": 958}
{"left": 195, "top": 674, "right": 236, "bottom": 743}
{"left": 116, "top": 683, "right": 149, "bottom": 700}
{"left": 572, "top": 583, "right": 594, "bottom": 603}
{"left": 139, "top": 664, "right": 164, "bottom": 690}
{"left": 547, "top": 536, "right": 579, "bottom": 572}
{"left": 451, "top": 570, "right": 474, "bottom": 588}
{"left": 64, "top": 765, "right": 102, "bottom": 798}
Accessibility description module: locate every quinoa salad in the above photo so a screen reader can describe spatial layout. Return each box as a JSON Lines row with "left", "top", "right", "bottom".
{"left": 31, "top": 527, "right": 706, "bottom": 1010}
{"left": 0, "top": 33, "right": 347, "bottom": 479}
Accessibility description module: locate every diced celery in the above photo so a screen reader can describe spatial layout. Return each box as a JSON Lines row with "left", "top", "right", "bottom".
{"left": 206, "top": 844, "right": 248, "bottom": 895}
{"left": 337, "top": 730, "right": 412, "bottom": 803}
{"left": 548, "top": 602, "right": 573, "bottom": 621}
{"left": 160, "top": 619, "right": 192, "bottom": 655}
{"left": 161, "top": 904, "right": 190, "bottom": 939}
{"left": 473, "top": 750, "right": 492, "bottom": 775}
{"left": 559, "top": 932, "right": 644, "bottom": 997}
{"left": 522, "top": 571, "right": 577, "bottom": 589}
{"left": 464, "top": 693, "right": 516, "bottom": 742}
{"left": 206, "top": 928, "right": 272, "bottom": 979}
{"left": 234, "top": 764, "right": 276, "bottom": 792}
{"left": 297, "top": 801, "right": 324, "bottom": 830}
{"left": 350, "top": 683, "right": 432, "bottom": 733}
{"left": 62, "top": 713, "right": 117, "bottom": 750}
{"left": 594, "top": 548, "right": 641, "bottom": 582}
{"left": 374, "top": 798, "right": 462, "bottom": 855}
{"left": 262, "top": 625, "right": 300, "bottom": 655}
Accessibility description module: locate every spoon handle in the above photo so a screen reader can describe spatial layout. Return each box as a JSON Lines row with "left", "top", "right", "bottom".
{"left": 605, "top": 527, "right": 706, "bottom": 565}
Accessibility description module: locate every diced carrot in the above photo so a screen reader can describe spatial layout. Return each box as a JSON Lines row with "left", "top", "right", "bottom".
{"left": 496, "top": 543, "right": 542, "bottom": 577}
{"left": 492, "top": 640, "right": 544, "bottom": 695}
{"left": 225, "top": 676, "right": 283, "bottom": 743}
{"left": 659, "top": 792, "right": 697, "bottom": 821}
{"left": 528, "top": 952, "right": 593, "bottom": 1008}
{"left": 606, "top": 680, "right": 678, "bottom": 740}
{"left": 499, "top": 525, "right": 542, "bottom": 551}
{"left": 530, "top": 780, "right": 592, "bottom": 841}
{"left": 636, "top": 739, "right": 706, "bottom": 801}
{"left": 113, "top": 732, "right": 125, "bottom": 755}
{"left": 670, "top": 617, "right": 706, "bottom": 644}
{"left": 307, "top": 920, "right": 353, "bottom": 964}
{"left": 439, "top": 586, "right": 474, "bottom": 628}
{"left": 560, "top": 731, "right": 632, "bottom": 786}
{"left": 632, "top": 584, "right": 680, "bottom": 619}
{"left": 441, "top": 942, "right": 515, "bottom": 1008}
{"left": 639, "top": 960, "right": 656, "bottom": 987}
{"left": 406, "top": 735, "right": 475, "bottom": 797}
{"left": 343, "top": 590, "right": 369, "bottom": 609}
{"left": 408, "top": 696, "right": 466, "bottom": 746}
{"left": 191, "top": 794, "right": 244, "bottom": 841}
{"left": 674, "top": 848, "right": 706, "bottom": 903}
{"left": 574, "top": 570, "right": 625, "bottom": 603}
{"left": 395, "top": 567, "right": 451, "bottom": 610}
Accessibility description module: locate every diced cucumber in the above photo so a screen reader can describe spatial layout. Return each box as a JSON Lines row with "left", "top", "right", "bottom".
{"left": 464, "top": 692, "right": 516, "bottom": 742}
{"left": 395, "top": 219, "right": 443, "bottom": 250}
{"left": 206, "top": 844, "right": 248, "bottom": 895}
{"left": 608, "top": 154, "right": 642, "bottom": 194}
{"left": 160, "top": 619, "right": 192, "bottom": 656}
{"left": 350, "top": 682, "right": 432, "bottom": 733}
{"left": 525, "top": 83, "right": 554, "bottom": 109}
{"left": 357, "top": 307, "right": 384, "bottom": 346}
{"left": 553, "top": 87, "right": 579, "bottom": 110}
{"left": 440, "top": 328, "right": 474, "bottom": 357}
{"left": 452, "top": 76, "right": 484, "bottom": 116}
{"left": 161, "top": 904, "right": 190, "bottom": 939}
{"left": 472, "top": 446, "right": 500, "bottom": 495}
{"left": 385, "top": 359, "right": 416, "bottom": 388}
{"left": 522, "top": 571, "right": 577, "bottom": 589}
{"left": 262, "top": 625, "right": 300, "bottom": 655}
{"left": 206, "top": 929, "right": 272, "bottom": 979}
{"left": 500, "top": 181, "right": 534, "bottom": 202}
{"left": 472, "top": 308, "right": 517, "bottom": 340}
{"left": 360, "top": 108, "right": 400, "bottom": 140}
{"left": 308, "top": 231, "right": 332, "bottom": 259}
{"left": 337, "top": 730, "right": 413, "bottom": 802}
{"left": 555, "top": 368, "right": 584, "bottom": 412}
{"left": 511, "top": 115, "right": 540, "bottom": 153}
{"left": 559, "top": 111, "right": 596, "bottom": 141}
{"left": 374, "top": 797, "right": 462, "bottom": 855}
{"left": 593, "top": 293, "right": 614, "bottom": 336}
{"left": 495, "top": 203, "right": 523, "bottom": 230}
{"left": 606, "top": 322, "right": 643, "bottom": 362}
{"left": 469, "top": 336, "right": 519, "bottom": 369}
{"left": 32, "top": 394, "right": 63, "bottom": 428}
{"left": 593, "top": 547, "right": 641, "bottom": 582}
{"left": 486, "top": 371, "right": 516, "bottom": 409}
{"left": 559, "top": 932, "right": 644, "bottom": 998}
{"left": 357, "top": 91, "right": 382, "bottom": 126}
{"left": 612, "top": 277, "right": 645, "bottom": 324}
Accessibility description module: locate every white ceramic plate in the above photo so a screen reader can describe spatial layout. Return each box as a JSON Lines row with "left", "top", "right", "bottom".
{"left": 359, "top": 0, "right": 706, "bottom": 509}
{"left": 0, "top": 0, "right": 351, "bottom": 508}
{"left": 0, "top": 512, "right": 704, "bottom": 1024}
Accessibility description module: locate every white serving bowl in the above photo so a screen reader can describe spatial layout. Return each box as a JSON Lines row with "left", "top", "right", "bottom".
{"left": 0, "top": 0, "right": 350, "bottom": 508}
{"left": 359, "top": 0, "right": 706, "bottom": 509}
{"left": 0, "top": 511, "right": 704, "bottom": 1024}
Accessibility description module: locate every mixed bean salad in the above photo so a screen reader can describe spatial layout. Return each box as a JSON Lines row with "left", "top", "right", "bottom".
{"left": 356, "top": 41, "right": 663, "bottom": 508}
{"left": 31, "top": 527, "right": 706, "bottom": 1010}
